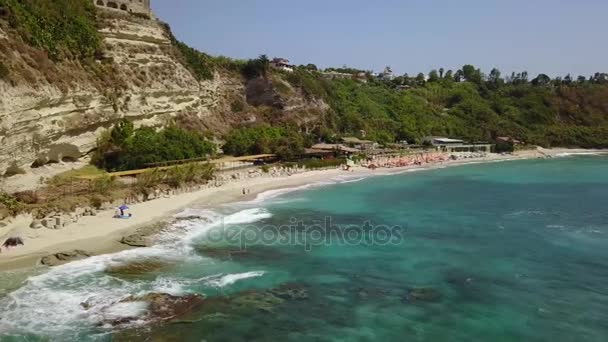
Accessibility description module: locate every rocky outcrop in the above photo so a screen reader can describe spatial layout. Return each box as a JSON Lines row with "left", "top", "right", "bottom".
{"left": 40, "top": 250, "right": 92, "bottom": 266}
{"left": 105, "top": 258, "right": 168, "bottom": 276}
{"left": 120, "top": 234, "right": 150, "bottom": 247}
{"left": 103, "top": 293, "right": 207, "bottom": 326}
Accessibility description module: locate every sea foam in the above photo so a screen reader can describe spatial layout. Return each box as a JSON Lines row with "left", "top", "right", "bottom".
{"left": 0, "top": 206, "right": 272, "bottom": 338}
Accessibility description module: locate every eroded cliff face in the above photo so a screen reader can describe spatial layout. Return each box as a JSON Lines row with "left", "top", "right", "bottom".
{"left": 0, "top": 10, "right": 326, "bottom": 176}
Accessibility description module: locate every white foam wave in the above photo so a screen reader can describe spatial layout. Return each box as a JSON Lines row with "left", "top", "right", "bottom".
{"left": 0, "top": 206, "right": 273, "bottom": 339}
{"left": 251, "top": 181, "right": 336, "bottom": 204}
{"left": 555, "top": 152, "right": 607, "bottom": 157}
{"left": 334, "top": 176, "right": 366, "bottom": 184}
{"left": 101, "top": 301, "right": 149, "bottom": 321}
{"left": 202, "top": 271, "right": 265, "bottom": 288}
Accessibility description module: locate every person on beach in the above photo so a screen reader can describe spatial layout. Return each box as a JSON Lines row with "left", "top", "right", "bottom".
{"left": 2, "top": 237, "right": 24, "bottom": 251}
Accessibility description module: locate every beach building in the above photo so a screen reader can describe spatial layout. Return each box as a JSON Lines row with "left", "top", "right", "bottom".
{"left": 270, "top": 58, "right": 294, "bottom": 72}
{"left": 423, "top": 136, "right": 493, "bottom": 153}
{"left": 311, "top": 143, "right": 360, "bottom": 154}
{"left": 342, "top": 137, "right": 378, "bottom": 151}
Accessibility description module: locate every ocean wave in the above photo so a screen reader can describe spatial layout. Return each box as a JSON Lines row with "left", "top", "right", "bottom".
{"left": 250, "top": 181, "right": 336, "bottom": 204}
{"left": 0, "top": 206, "right": 273, "bottom": 339}
{"left": 555, "top": 152, "right": 607, "bottom": 157}
{"left": 334, "top": 176, "right": 366, "bottom": 184}
{"left": 202, "top": 271, "right": 265, "bottom": 288}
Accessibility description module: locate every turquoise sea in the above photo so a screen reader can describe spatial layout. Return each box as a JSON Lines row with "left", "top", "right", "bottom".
{"left": 1, "top": 155, "right": 608, "bottom": 341}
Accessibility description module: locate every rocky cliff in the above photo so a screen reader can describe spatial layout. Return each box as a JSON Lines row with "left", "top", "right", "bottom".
{"left": 0, "top": 9, "right": 325, "bottom": 177}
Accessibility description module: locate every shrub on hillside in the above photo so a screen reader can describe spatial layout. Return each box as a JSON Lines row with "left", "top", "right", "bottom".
{"left": 93, "top": 120, "right": 216, "bottom": 171}
{"left": 12, "top": 190, "right": 38, "bottom": 204}
{"left": 222, "top": 125, "right": 306, "bottom": 158}
{"left": 0, "top": 0, "right": 101, "bottom": 60}
{"left": 0, "top": 62, "right": 9, "bottom": 80}
{"left": 242, "top": 55, "right": 270, "bottom": 80}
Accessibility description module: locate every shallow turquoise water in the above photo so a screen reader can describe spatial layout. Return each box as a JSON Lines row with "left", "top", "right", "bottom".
{"left": 1, "top": 156, "right": 608, "bottom": 341}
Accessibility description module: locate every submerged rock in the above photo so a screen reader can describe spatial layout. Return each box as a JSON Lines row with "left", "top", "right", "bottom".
{"left": 194, "top": 246, "right": 248, "bottom": 260}
{"left": 194, "top": 245, "right": 289, "bottom": 263}
{"left": 269, "top": 283, "right": 309, "bottom": 301}
{"left": 106, "top": 293, "right": 207, "bottom": 326}
{"left": 404, "top": 287, "right": 442, "bottom": 303}
{"left": 40, "top": 250, "right": 91, "bottom": 266}
{"left": 105, "top": 258, "right": 168, "bottom": 276}
{"left": 354, "top": 287, "right": 389, "bottom": 300}
{"left": 231, "top": 290, "right": 285, "bottom": 313}
{"left": 231, "top": 283, "right": 309, "bottom": 313}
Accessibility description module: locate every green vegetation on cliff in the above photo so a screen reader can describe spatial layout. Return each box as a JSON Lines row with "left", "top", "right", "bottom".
{"left": 93, "top": 120, "right": 216, "bottom": 171}
{"left": 223, "top": 125, "right": 306, "bottom": 159}
{"left": 281, "top": 66, "right": 608, "bottom": 148}
{"left": 0, "top": 0, "right": 100, "bottom": 59}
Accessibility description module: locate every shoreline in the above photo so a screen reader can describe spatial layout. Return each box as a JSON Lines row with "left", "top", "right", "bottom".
{"left": 0, "top": 148, "right": 603, "bottom": 270}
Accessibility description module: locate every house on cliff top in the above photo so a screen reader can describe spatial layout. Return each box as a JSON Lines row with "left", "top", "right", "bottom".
{"left": 93, "top": 0, "right": 152, "bottom": 17}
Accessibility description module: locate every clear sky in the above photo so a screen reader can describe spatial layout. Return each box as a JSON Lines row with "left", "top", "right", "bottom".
{"left": 152, "top": 0, "right": 607, "bottom": 78}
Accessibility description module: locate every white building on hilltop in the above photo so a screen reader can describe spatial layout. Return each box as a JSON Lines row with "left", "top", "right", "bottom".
{"left": 92, "top": 0, "right": 152, "bottom": 17}
{"left": 270, "top": 58, "right": 294, "bottom": 72}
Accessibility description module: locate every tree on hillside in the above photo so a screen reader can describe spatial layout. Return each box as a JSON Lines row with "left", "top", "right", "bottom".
{"left": 454, "top": 70, "right": 464, "bottom": 82}
{"left": 444, "top": 70, "right": 454, "bottom": 80}
{"left": 532, "top": 74, "right": 551, "bottom": 86}
{"left": 510, "top": 71, "right": 529, "bottom": 85}
{"left": 592, "top": 72, "right": 608, "bottom": 84}
{"left": 304, "top": 63, "right": 318, "bottom": 71}
{"left": 242, "top": 55, "right": 270, "bottom": 79}
{"left": 488, "top": 68, "right": 503, "bottom": 85}
{"left": 439, "top": 68, "right": 445, "bottom": 78}
{"left": 415, "top": 73, "right": 426, "bottom": 85}
{"left": 428, "top": 69, "right": 440, "bottom": 82}
{"left": 462, "top": 64, "right": 482, "bottom": 84}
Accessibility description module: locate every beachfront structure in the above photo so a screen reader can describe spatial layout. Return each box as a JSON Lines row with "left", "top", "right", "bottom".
{"left": 270, "top": 58, "right": 294, "bottom": 72}
{"left": 424, "top": 136, "right": 493, "bottom": 153}
{"left": 342, "top": 137, "right": 378, "bottom": 151}
{"left": 93, "top": 0, "right": 152, "bottom": 16}
{"left": 311, "top": 143, "right": 360, "bottom": 154}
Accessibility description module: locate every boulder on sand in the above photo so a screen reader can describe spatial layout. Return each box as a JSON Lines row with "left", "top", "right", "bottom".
{"left": 120, "top": 234, "right": 149, "bottom": 247}
{"left": 29, "top": 220, "right": 43, "bottom": 229}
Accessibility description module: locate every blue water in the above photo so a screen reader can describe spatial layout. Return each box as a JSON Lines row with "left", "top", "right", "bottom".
{"left": 1, "top": 155, "right": 608, "bottom": 341}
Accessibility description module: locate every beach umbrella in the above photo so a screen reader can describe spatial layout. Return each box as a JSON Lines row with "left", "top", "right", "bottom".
{"left": 119, "top": 205, "right": 129, "bottom": 210}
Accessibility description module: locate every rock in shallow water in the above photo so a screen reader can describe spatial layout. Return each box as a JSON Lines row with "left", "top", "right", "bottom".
{"left": 40, "top": 250, "right": 91, "bottom": 266}
{"left": 105, "top": 258, "right": 168, "bottom": 276}
{"left": 103, "top": 293, "right": 207, "bottom": 327}
{"left": 404, "top": 287, "right": 442, "bottom": 303}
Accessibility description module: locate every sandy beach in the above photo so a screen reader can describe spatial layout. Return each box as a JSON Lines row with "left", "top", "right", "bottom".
{"left": 0, "top": 147, "right": 601, "bottom": 270}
